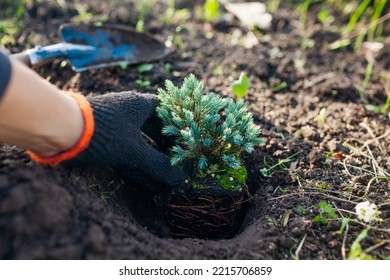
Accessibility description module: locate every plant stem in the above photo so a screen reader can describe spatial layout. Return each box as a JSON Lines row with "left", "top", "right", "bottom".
{"left": 299, "top": 0, "right": 312, "bottom": 49}
{"left": 368, "top": 0, "right": 388, "bottom": 41}
{"left": 359, "top": 61, "right": 373, "bottom": 101}
{"left": 346, "top": 0, "right": 372, "bottom": 35}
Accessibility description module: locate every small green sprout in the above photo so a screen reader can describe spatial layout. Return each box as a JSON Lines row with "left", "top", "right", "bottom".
{"left": 72, "top": 4, "right": 93, "bottom": 24}
{"left": 314, "top": 107, "right": 327, "bottom": 126}
{"left": 296, "top": 205, "right": 306, "bottom": 216}
{"left": 135, "top": 78, "right": 152, "bottom": 89}
{"left": 164, "top": 63, "right": 172, "bottom": 74}
{"left": 317, "top": 8, "right": 334, "bottom": 27}
{"left": 203, "top": 0, "right": 220, "bottom": 21}
{"left": 359, "top": 62, "right": 373, "bottom": 101}
{"left": 260, "top": 151, "right": 301, "bottom": 177}
{"left": 134, "top": 0, "right": 157, "bottom": 32}
{"left": 335, "top": 217, "right": 350, "bottom": 235}
{"left": 268, "top": 47, "right": 284, "bottom": 59}
{"left": 348, "top": 228, "right": 374, "bottom": 260}
{"left": 212, "top": 65, "right": 223, "bottom": 76}
{"left": 165, "top": 26, "right": 185, "bottom": 49}
{"left": 271, "top": 81, "right": 287, "bottom": 93}
{"left": 299, "top": 0, "right": 313, "bottom": 49}
{"left": 165, "top": 0, "right": 191, "bottom": 25}
{"left": 329, "top": 39, "right": 351, "bottom": 50}
{"left": 313, "top": 200, "right": 338, "bottom": 225}
{"left": 137, "top": 63, "right": 154, "bottom": 73}
{"left": 232, "top": 72, "right": 250, "bottom": 99}
{"left": 119, "top": 61, "right": 129, "bottom": 70}
{"left": 365, "top": 93, "right": 390, "bottom": 114}
{"left": 0, "top": 20, "right": 23, "bottom": 46}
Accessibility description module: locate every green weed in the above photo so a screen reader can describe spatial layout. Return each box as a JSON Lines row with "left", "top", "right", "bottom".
{"left": 267, "top": 0, "right": 280, "bottom": 13}
{"left": 212, "top": 65, "right": 223, "bottom": 76}
{"left": 296, "top": 205, "right": 307, "bottom": 215}
{"left": 164, "top": 63, "right": 172, "bottom": 74}
{"left": 359, "top": 61, "right": 374, "bottom": 101}
{"left": 348, "top": 228, "right": 374, "bottom": 259}
{"left": 335, "top": 217, "right": 351, "bottom": 235}
{"left": 317, "top": 5, "right": 335, "bottom": 27}
{"left": 165, "top": 0, "right": 191, "bottom": 25}
{"left": 135, "top": 78, "right": 152, "bottom": 89}
{"left": 232, "top": 72, "right": 250, "bottom": 99}
{"left": 329, "top": 0, "right": 389, "bottom": 51}
{"left": 313, "top": 200, "right": 339, "bottom": 225}
{"left": 271, "top": 82, "right": 287, "bottom": 93}
{"left": 298, "top": 0, "right": 313, "bottom": 49}
{"left": 165, "top": 25, "right": 186, "bottom": 50}
{"left": 89, "top": 180, "right": 122, "bottom": 204}
{"left": 0, "top": 0, "right": 30, "bottom": 19}
{"left": 133, "top": 0, "right": 157, "bottom": 32}
{"left": 365, "top": 71, "right": 390, "bottom": 114}
{"left": 136, "top": 63, "right": 154, "bottom": 74}
{"left": 203, "top": 0, "right": 220, "bottom": 21}
{"left": 0, "top": 20, "right": 23, "bottom": 46}
{"left": 313, "top": 107, "right": 327, "bottom": 126}
{"left": 260, "top": 151, "right": 301, "bottom": 177}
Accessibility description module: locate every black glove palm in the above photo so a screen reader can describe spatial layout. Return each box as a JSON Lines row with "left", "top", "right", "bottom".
{"left": 68, "top": 91, "right": 184, "bottom": 189}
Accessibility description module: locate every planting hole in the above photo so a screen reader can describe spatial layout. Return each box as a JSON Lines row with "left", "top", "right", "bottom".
{"left": 121, "top": 181, "right": 252, "bottom": 240}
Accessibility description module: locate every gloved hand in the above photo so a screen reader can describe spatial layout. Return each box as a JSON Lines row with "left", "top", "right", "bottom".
{"left": 28, "top": 91, "right": 184, "bottom": 190}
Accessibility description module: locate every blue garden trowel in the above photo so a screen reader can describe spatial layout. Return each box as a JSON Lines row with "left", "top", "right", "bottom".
{"left": 12, "top": 24, "right": 169, "bottom": 72}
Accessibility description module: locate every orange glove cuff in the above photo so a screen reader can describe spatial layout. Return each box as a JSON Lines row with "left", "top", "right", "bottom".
{"left": 27, "top": 92, "right": 95, "bottom": 166}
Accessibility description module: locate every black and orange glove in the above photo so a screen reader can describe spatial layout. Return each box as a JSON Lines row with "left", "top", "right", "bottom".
{"left": 28, "top": 91, "right": 184, "bottom": 190}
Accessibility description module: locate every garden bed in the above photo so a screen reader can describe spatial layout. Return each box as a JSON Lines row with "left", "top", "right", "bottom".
{"left": 0, "top": 0, "right": 389, "bottom": 259}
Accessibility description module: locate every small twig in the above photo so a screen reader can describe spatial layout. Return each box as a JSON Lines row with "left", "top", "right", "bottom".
{"left": 362, "top": 176, "right": 390, "bottom": 199}
{"left": 268, "top": 191, "right": 358, "bottom": 204}
{"left": 342, "top": 141, "right": 371, "bottom": 160}
{"left": 364, "top": 239, "right": 390, "bottom": 254}
{"left": 331, "top": 202, "right": 349, "bottom": 260}
{"left": 302, "top": 186, "right": 361, "bottom": 200}
{"left": 378, "top": 201, "right": 390, "bottom": 208}
{"left": 332, "top": 201, "right": 345, "bottom": 217}
{"left": 303, "top": 72, "right": 335, "bottom": 89}
{"left": 293, "top": 233, "right": 307, "bottom": 260}
{"left": 359, "top": 122, "right": 384, "bottom": 153}
{"left": 342, "top": 222, "right": 349, "bottom": 260}
{"left": 349, "top": 219, "right": 390, "bottom": 234}
{"left": 366, "top": 144, "right": 389, "bottom": 178}
{"left": 362, "top": 129, "right": 390, "bottom": 148}
{"left": 341, "top": 128, "right": 390, "bottom": 179}
{"left": 338, "top": 161, "right": 376, "bottom": 176}
{"left": 334, "top": 208, "right": 356, "bottom": 216}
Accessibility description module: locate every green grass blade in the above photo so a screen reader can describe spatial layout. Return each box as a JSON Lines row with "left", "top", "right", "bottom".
{"left": 368, "top": 0, "right": 387, "bottom": 41}
{"left": 346, "top": 0, "right": 372, "bottom": 35}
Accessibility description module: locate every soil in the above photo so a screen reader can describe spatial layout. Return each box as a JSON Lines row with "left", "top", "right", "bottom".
{"left": 1, "top": 0, "right": 389, "bottom": 259}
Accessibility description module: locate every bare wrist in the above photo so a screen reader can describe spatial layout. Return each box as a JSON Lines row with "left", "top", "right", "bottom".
{"left": 32, "top": 93, "right": 84, "bottom": 157}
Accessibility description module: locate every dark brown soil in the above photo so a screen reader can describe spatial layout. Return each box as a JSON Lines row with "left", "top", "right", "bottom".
{"left": 1, "top": 0, "right": 389, "bottom": 259}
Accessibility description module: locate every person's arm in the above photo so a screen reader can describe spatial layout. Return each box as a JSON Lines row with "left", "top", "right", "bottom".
{"left": 0, "top": 53, "right": 84, "bottom": 157}
{"left": 0, "top": 51, "right": 183, "bottom": 189}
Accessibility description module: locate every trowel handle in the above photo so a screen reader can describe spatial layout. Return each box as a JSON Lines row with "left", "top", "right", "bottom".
{"left": 11, "top": 45, "right": 60, "bottom": 69}
{"left": 11, "top": 43, "right": 96, "bottom": 69}
{"left": 11, "top": 52, "right": 33, "bottom": 68}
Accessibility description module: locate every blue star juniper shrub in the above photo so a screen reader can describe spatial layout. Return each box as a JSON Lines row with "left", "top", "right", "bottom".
{"left": 156, "top": 74, "right": 263, "bottom": 190}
